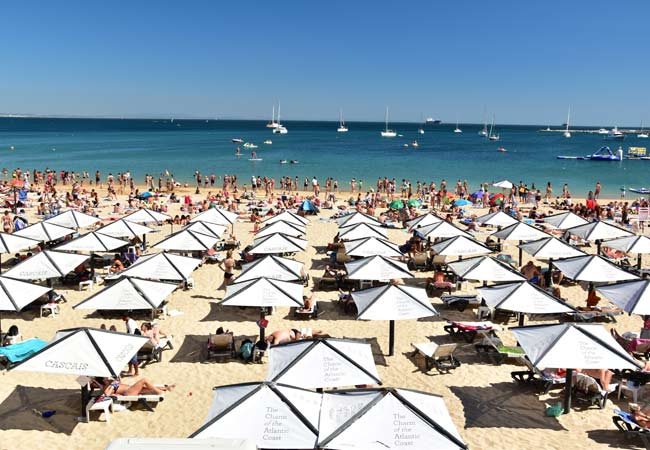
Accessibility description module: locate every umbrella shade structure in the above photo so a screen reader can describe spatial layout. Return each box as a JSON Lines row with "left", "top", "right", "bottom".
{"left": 551, "top": 255, "right": 638, "bottom": 282}
{"left": 15, "top": 222, "right": 75, "bottom": 243}
{"left": 12, "top": 327, "right": 149, "bottom": 377}
{"left": 123, "top": 208, "right": 171, "bottom": 224}
{"left": 511, "top": 323, "right": 641, "bottom": 413}
{"left": 335, "top": 211, "right": 380, "bottom": 227}
{"left": 345, "top": 255, "right": 413, "bottom": 281}
{"left": 238, "top": 256, "right": 304, "bottom": 283}
{"left": 519, "top": 237, "right": 586, "bottom": 260}
{"left": 338, "top": 222, "right": 388, "bottom": 241}
{"left": 4, "top": 250, "right": 90, "bottom": 280}
{"left": 263, "top": 210, "right": 310, "bottom": 227}
{"left": 183, "top": 221, "right": 227, "bottom": 238}
{"left": 73, "top": 277, "right": 177, "bottom": 311}
{"left": 318, "top": 388, "right": 467, "bottom": 450}
{"left": 406, "top": 213, "right": 443, "bottom": 230}
{"left": 475, "top": 210, "right": 518, "bottom": 227}
{"left": 491, "top": 222, "right": 549, "bottom": 242}
{"left": 45, "top": 210, "right": 101, "bottom": 229}
{"left": 414, "top": 221, "right": 471, "bottom": 240}
{"left": 446, "top": 256, "right": 525, "bottom": 283}
{"left": 266, "top": 338, "right": 381, "bottom": 389}
{"left": 190, "top": 382, "right": 321, "bottom": 449}
{"left": 0, "top": 232, "right": 40, "bottom": 254}
{"left": 190, "top": 208, "right": 238, "bottom": 226}
{"left": 454, "top": 199, "right": 472, "bottom": 207}
{"left": 565, "top": 221, "right": 633, "bottom": 242}
{"left": 543, "top": 212, "right": 589, "bottom": 230}
{"left": 596, "top": 280, "right": 650, "bottom": 315}
{"left": 604, "top": 235, "right": 650, "bottom": 254}
{"left": 0, "top": 276, "right": 51, "bottom": 335}
{"left": 55, "top": 231, "right": 128, "bottom": 252}
{"left": 344, "top": 237, "right": 403, "bottom": 258}
{"left": 255, "top": 220, "right": 306, "bottom": 239}
{"left": 249, "top": 233, "right": 308, "bottom": 255}
{"left": 119, "top": 252, "right": 201, "bottom": 281}
{"left": 153, "top": 228, "right": 220, "bottom": 252}
{"left": 492, "top": 180, "right": 513, "bottom": 189}
{"left": 430, "top": 235, "right": 492, "bottom": 257}
{"left": 220, "top": 277, "right": 304, "bottom": 308}
{"left": 389, "top": 200, "right": 405, "bottom": 209}
{"left": 97, "top": 219, "right": 155, "bottom": 239}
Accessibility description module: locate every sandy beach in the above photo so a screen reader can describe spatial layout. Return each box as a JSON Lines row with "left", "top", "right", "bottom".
{"left": 0, "top": 184, "right": 645, "bottom": 450}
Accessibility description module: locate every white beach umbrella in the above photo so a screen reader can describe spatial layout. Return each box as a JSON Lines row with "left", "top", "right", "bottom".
{"left": 604, "top": 235, "right": 650, "bottom": 268}
{"left": 551, "top": 255, "right": 638, "bottom": 282}
{"left": 45, "top": 210, "right": 101, "bottom": 229}
{"left": 220, "top": 277, "right": 304, "bottom": 308}
{"left": 249, "top": 233, "right": 308, "bottom": 254}
{"left": 492, "top": 222, "right": 550, "bottom": 264}
{"left": 123, "top": 208, "right": 170, "bottom": 224}
{"left": 11, "top": 327, "right": 149, "bottom": 378}
{"left": 446, "top": 256, "right": 525, "bottom": 283}
{"left": 191, "top": 208, "right": 238, "bottom": 226}
{"left": 318, "top": 388, "right": 467, "bottom": 450}
{"left": 596, "top": 280, "right": 650, "bottom": 315}
{"left": 430, "top": 235, "right": 492, "bottom": 257}
{"left": 255, "top": 220, "right": 306, "bottom": 239}
{"left": 475, "top": 210, "right": 518, "bottom": 227}
{"left": 352, "top": 284, "right": 436, "bottom": 355}
{"left": 0, "top": 276, "right": 51, "bottom": 335}
{"left": 263, "top": 210, "right": 310, "bottom": 227}
{"left": 238, "top": 255, "right": 304, "bottom": 283}
{"left": 73, "top": 277, "right": 177, "bottom": 311}
{"left": 345, "top": 255, "right": 413, "bottom": 281}
{"left": 119, "top": 252, "right": 201, "bottom": 281}
{"left": 97, "top": 219, "right": 155, "bottom": 239}
{"left": 335, "top": 211, "right": 380, "bottom": 227}
{"left": 566, "top": 221, "right": 633, "bottom": 242}
{"left": 0, "top": 232, "right": 40, "bottom": 254}
{"left": 183, "top": 221, "right": 227, "bottom": 238}
{"left": 543, "top": 211, "right": 589, "bottom": 230}
{"left": 519, "top": 237, "right": 586, "bottom": 261}
{"left": 511, "top": 323, "right": 641, "bottom": 413}
{"left": 344, "top": 237, "right": 403, "bottom": 258}
{"left": 267, "top": 338, "right": 381, "bottom": 389}
{"left": 15, "top": 221, "right": 75, "bottom": 242}
{"left": 492, "top": 180, "right": 513, "bottom": 189}
{"left": 190, "top": 382, "right": 321, "bottom": 449}
{"left": 338, "top": 222, "right": 388, "bottom": 240}
{"left": 406, "top": 213, "right": 443, "bottom": 230}
{"left": 414, "top": 221, "right": 471, "bottom": 240}
{"left": 3, "top": 250, "right": 89, "bottom": 280}
{"left": 56, "top": 231, "right": 129, "bottom": 252}
{"left": 153, "top": 228, "right": 220, "bottom": 252}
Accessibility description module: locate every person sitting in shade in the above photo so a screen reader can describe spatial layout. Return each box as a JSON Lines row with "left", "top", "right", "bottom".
{"left": 109, "top": 254, "right": 125, "bottom": 273}
{"left": 586, "top": 286, "right": 601, "bottom": 308}
{"left": 521, "top": 261, "right": 544, "bottom": 287}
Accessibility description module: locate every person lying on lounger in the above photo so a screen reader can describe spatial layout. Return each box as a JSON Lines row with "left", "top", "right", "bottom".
{"left": 265, "top": 329, "right": 302, "bottom": 346}
{"left": 96, "top": 377, "right": 175, "bottom": 396}
{"left": 630, "top": 403, "right": 650, "bottom": 428}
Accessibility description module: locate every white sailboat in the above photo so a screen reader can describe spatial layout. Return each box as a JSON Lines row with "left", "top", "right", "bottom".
{"left": 266, "top": 105, "right": 279, "bottom": 128}
{"left": 454, "top": 116, "right": 462, "bottom": 133}
{"left": 418, "top": 113, "right": 424, "bottom": 134}
{"left": 380, "top": 107, "right": 397, "bottom": 137}
{"left": 272, "top": 103, "right": 288, "bottom": 134}
{"left": 479, "top": 116, "right": 488, "bottom": 137}
{"left": 564, "top": 108, "right": 571, "bottom": 138}
{"left": 488, "top": 115, "right": 500, "bottom": 141}
{"left": 638, "top": 121, "right": 648, "bottom": 138}
{"left": 337, "top": 109, "right": 348, "bottom": 132}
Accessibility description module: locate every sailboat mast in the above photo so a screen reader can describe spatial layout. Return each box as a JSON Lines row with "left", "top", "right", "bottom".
{"left": 278, "top": 103, "right": 281, "bottom": 125}
{"left": 385, "top": 107, "right": 389, "bottom": 132}
{"left": 566, "top": 108, "right": 570, "bottom": 132}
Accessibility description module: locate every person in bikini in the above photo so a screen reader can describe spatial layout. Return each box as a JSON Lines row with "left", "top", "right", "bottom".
{"left": 218, "top": 250, "right": 235, "bottom": 288}
{"left": 97, "top": 377, "right": 175, "bottom": 396}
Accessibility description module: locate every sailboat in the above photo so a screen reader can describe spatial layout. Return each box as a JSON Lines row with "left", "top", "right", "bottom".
{"left": 337, "top": 109, "right": 348, "bottom": 132}
{"left": 454, "top": 116, "right": 462, "bottom": 133}
{"left": 479, "top": 115, "right": 488, "bottom": 137}
{"left": 266, "top": 105, "right": 279, "bottom": 128}
{"left": 564, "top": 108, "right": 571, "bottom": 138}
{"left": 272, "top": 103, "right": 288, "bottom": 134}
{"left": 488, "top": 115, "right": 500, "bottom": 141}
{"left": 638, "top": 121, "right": 648, "bottom": 138}
{"left": 418, "top": 114, "right": 425, "bottom": 134}
{"left": 380, "top": 107, "right": 397, "bottom": 137}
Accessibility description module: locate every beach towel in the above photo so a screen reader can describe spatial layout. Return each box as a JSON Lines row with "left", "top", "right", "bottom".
{"left": 0, "top": 338, "right": 47, "bottom": 363}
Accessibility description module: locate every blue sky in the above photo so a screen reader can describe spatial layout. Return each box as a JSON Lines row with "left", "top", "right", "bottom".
{"left": 2, "top": 0, "right": 649, "bottom": 125}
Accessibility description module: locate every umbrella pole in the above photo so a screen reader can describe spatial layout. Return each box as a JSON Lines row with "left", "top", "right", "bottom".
{"left": 596, "top": 240, "right": 601, "bottom": 257}
{"left": 388, "top": 320, "right": 395, "bottom": 356}
{"left": 518, "top": 313, "right": 524, "bottom": 327}
{"left": 518, "top": 241, "right": 523, "bottom": 268}
{"left": 259, "top": 309, "right": 266, "bottom": 343}
{"left": 563, "top": 369, "right": 573, "bottom": 414}
{"left": 13, "top": 187, "right": 17, "bottom": 214}
{"left": 638, "top": 254, "right": 643, "bottom": 271}
{"left": 143, "top": 234, "right": 147, "bottom": 251}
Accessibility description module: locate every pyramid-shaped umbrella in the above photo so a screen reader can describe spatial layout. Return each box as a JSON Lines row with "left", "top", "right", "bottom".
{"left": 345, "top": 256, "right": 413, "bottom": 281}
{"left": 551, "top": 255, "right": 637, "bottom": 282}
{"left": 519, "top": 237, "right": 585, "bottom": 261}
{"left": 476, "top": 210, "right": 518, "bottom": 227}
{"left": 338, "top": 222, "right": 388, "bottom": 240}
{"left": 596, "top": 280, "right": 650, "bottom": 315}
{"left": 45, "top": 210, "right": 101, "bottom": 229}
{"left": 15, "top": 221, "right": 75, "bottom": 242}
{"left": 4, "top": 250, "right": 89, "bottom": 280}
{"left": 73, "top": 277, "right": 177, "bottom": 311}
{"left": 153, "top": 228, "right": 220, "bottom": 252}
{"left": 119, "top": 252, "right": 201, "bottom": 281}
{"left": 190, "top": 382, "right": 321, "bottom": 449}
{"left": 414, "top": 221, "right": 471, "bottom": 239}
{"left": 335, "top": 211, "right": 380, "bottom": 227}
{"left": 543, "top": 211, "right": 589, "bottom": 230}
{"left": 56, "top": 231, "right": 128, "bottom": 252}
{"left": 566, "top": 221, "right": 633, "bottom": 242}
{"left": 318, "top": 387, "right": 467, "bottom": 450}
{"left": 263, "top": 210, "right": 310, "bottom": 227}
{"left": 344, "top": 237, "right": 403, "bottom": 258}
{"left": 431, "top": 235, "right": 492, "bottom": 257}
{"left": 406, "top": 213, "right": 443, "bottom": 230}
{"left": 238, "top": 256, "right": 304, "bottom": 283}
{"left": 266, "top": 338, "right": 381, "bottom": 389}
{"left": 123, "top": 208, "right": 170, "bottom": 224}
{"left": 190, "top": 208, "right": 238, "bottom": 226}
{"left": 603, "top": 235, "right": 650, "bottom": 269}
{"left": 492, "top": 180, "right": 513, "bottom": 189}
{"left": 220, "top": 277, "right": 304, "bottom": 308}
{"left": 249, "top": 233, "right": 308, "bottom": 254}
{"left": 0, "top": 232, "right": 40, "bottom": 254}
{"left": 183, "top": 221, "right": 227, "bottom": 238}
{"left": 0, "top": 276, "right": 51, "bottom": 335}
{"left": 447, "top": 256, "right": 525, "bottom": 283}
{"left": 511, "top": 323, "right": 640, "bottom": 413}
{"left": 492, "top": 222, "right": 550, "bottom": 264}
{"left": 255, "top": 220, "right": 306, "bottom": 239}
{"left": 97, "top": 219, "right": 154, "bottom": 239}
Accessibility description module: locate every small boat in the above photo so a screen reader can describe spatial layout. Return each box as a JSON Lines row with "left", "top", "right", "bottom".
{"left": 453, "top": 116, "right": 462, "bottom": 133}
{"left": 403, "top": 144, "right": 409, "bottom": 148}
{"left": 249, "top": 158, "right": 263, "bottom": 161}
{"left": 497, "top": 147, "right": 507, "bottom": 152}
{"left": 290, "top": 160, "right": 299, "bottom": 164}
{"left": 280, "top": 160, "right": 288, "bottom": 164}
{"left": 337, "top": 109, "right": 348, "bottom": 133}
{"left": 563, "top": 107, "right": 571, "bottom": 138}
{"left": 597, "top": 128, "right": 609, "bottom": 135}
{"left": 607, "top": 127, "right": 625, "bottom": 140}
{"left": 545, "top": 126, "right": 551, "bottom": 131}
{"left": 231, "top": 138, "right": 244, "bottom": 143}
{"left": 272, "top": 103, "right": 288, "bottom": 134}
{"left": 630, "top": 188, "right": 650, "bottom": 195}
{"left": 411, "top": 140, "right": 419, "bottom": 148}
{"left": 425, "top": 117, "right": 441, "bottom": 124}
{"left": 263, "top": 140, "right": 273, "bottom": 145}
{"left": 479, "top": 119, "right": 489, "bottom": 136}
{"left": 418, "top": 128, "right": 424, "bottom": 135}
{"left": 638, "top": 122, "right": 648, "bottom": 138}
{"left": 381, "top": 107, "right": 397, "bottom": 137}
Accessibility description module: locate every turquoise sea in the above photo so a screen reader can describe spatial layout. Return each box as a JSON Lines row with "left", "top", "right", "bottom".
{"left": 0, "top": 117, "right": 647, "bottom": 197}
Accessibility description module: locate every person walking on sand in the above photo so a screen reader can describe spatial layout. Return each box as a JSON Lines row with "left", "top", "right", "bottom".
{"left": 218, "top": 250, "right": 236, "bottom": 289}
{"left": 595, "top": 181, "right": 601, "bottom": 200}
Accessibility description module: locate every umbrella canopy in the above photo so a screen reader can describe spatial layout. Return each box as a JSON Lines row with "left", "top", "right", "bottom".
{"left": 352, "top": 285, "right": 437, "bottom": 320}
{"left": 345, "top": 256, "right": 413, "bottom": 281}
{"left": 519, "top": 237, "right": 586, "bottom": 260}
{"left": 565, "top": 221, "right": 633, "bottom": 242}
{"left": 153, "top": 228, "right": 220, "bottom": 252}
{"left": 446, "top": 256, "right": 525, "bottom": 282}
{"left": 551, "top": 255, "right": 638, "bottom": 282}
{"left": 15, "top": 222, "right": 75, "bottom": 242}
{"left": 12, "top": 327, "right": 149, "bottom": 377}
{"left": 430, "top": 235, "right": 492, "bottom": 257}
{"left": 477, "top": 282, "right": 575, "bottom": 315}
{"left": 454, "top": 199, "right": 472, "bottom": 207}
{"left": 97, "top": 219, "right": 155, "bottom": 239}
{"left": 492, "top": 180, "right": 513, "bottom": 189}
{"left": 123, "top": 208, "right": 171, "bottom": 224}
{"left": 414, "top": 221, "right": 471, "bottom": 240}
{"left": 220, "top": 277, "right": 304, "bottom": 308}
{"left": 344, "top": 237, "right": 403, "bottom": 258}
{"left": 596, "top": 280, "right": 650, "bottom": 315}
{"left": 318, "top": 388, "right": 467, "bottom": 450}
{"left": 255, "top": 220, "right": 306, "bottom": 239}
{"left": 73, "top": 277, "right": 177, "bottom": 311}
{"left": 238, "top": 255, "right": 304, "bottom": 283}
{"left": 604, "top": 235, "right": 650, "bottom": 254}
{"left": 475, "top": 211, "right": 518, "bottom": 227}
{"left": 4, "top": 250, "right": 89, "bottom": 280}
{"left": 190, "top": 208, "right": 238, "bottom": 226}
{"left": 406, "top": 213, "right": 443, "bottom": 230}
{"left": 389, "top": 200, "right": 405, "bottom": 209}
{"left": 0, "top": 232, "right": 40, "bottom": 254}
{"left": 190, "top": 382, "right": 321, "bottom": 449}
{"left": 0, "top": 276, "right": 51, "bottom": 312}
{"left": 266, "top": 338, "right": 381, "bottom": 389}
{"left": 335, "top": 212, "right": 381, "bottom": 228}
{"left": 338, "top": 223, "right": 388, "bottom": 241}
{"left": 119, "top": 252, "right": 201, "bottom": 281}
{"left": 45, "top": 210, "right": 101, "bottom": 229}
{"left": 491, "top": 222, "right": 549, "bottom": 241}
{"left": 263, "top": 210, "right": 310, "bottom": 227}
{"left": 183, "top": 221, "right": 227, "bottom": 238}
{"left": 543, "top": 212, "right": 589, "bottom": 230}
{"left": 55, "top": 231, "right": 128, "bottom": 253}
{"left": 249, "top": 233, "right": 308, "bottom": 254}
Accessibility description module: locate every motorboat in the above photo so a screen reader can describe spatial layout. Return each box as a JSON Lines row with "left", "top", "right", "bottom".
{"left": 280, "top": 160, "right": 288, "bottom": 164}
{"left": 418, "top": 128, "right": 424, "bottom": 134}
{"left": 381, "top": 107, "right": 397, "bottom": 137}
{"left": 231, "top": 138, "right": 244, "bottom": 143}
{"left": 597, "top": 128, "right": 609, "bottom": 135}
{"left": 411, "top": 140, "right": 419, "bottom": 147}
{"left": 243, "top": 142, "right": 258, "bottom": 149}
{"left": 607, "top": 127, "right": 625, "bottom": 140}
{"left": 497, "top": 147, "right": 507, "bottom": 152}
{"left": 263, "top": 140, "right": 272, "bottom": 145}
{"left": 425, "top": 117, "right": 442, "bottom": 124}
{"left": 638, "top": 133, "right": 649, "bottom": 139}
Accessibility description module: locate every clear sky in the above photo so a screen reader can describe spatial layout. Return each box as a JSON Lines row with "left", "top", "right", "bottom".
{"left": 2, "top": 0, "right": 649, "bottom": 125}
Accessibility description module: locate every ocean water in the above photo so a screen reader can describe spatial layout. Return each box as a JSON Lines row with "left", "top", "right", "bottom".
{"left": 0, "top": 117, "right": 646, "bottom": 197}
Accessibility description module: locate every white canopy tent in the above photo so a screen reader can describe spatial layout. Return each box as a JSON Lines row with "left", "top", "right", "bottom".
{"left": 45, "top": 210, "right": 101, "bottom": 229}
{"left": 123, "top": 208, "right": 171, "bottom": 224}
{"left": 266, "top": 338, "right": 381, "bottom": 389}
{"left": 344, "top": 237, "right": 403, "bottom": 258}
{"left": 190, "top": 382, "right": 321, "bottom": 449}
{"left": 446, "top": 256, "right": 525, "bottom": 283}
{"left": 338, "top": 222, "right": 388, "bottom": 241}
{"left": 263, "top": 210, "right": 310, "bottom": 227}
{"left": 183, "top": 221, "right": 227, "bottom": 239}
{"left": 73, "top": 277, "right": 177, "bottom": 312}
{"left": 238, "top": 256, "right": 304, "bottom": 283}
{"left": 430, "top": 235, "right": 492, "bottom": 258}
{"left": 475, "top": 210, "right": 518, "bottom": 228}
{"left": 318, "top": 388, "right": 467, "bottom": 450}
{"left": 118, "top": 252, "right": 201, "bottom": 281}
{"left": 0, "top": 276, "right": 51, "bottom": 335}
{"left": 190, "top": 208, "right": 238, "bottom": 226}
{"left": 596, "top": 280, "right": 650, "bottom": 315}
{"left": 0, "top": 232, "right": 40, "bottom": 254}
{"left": 345, "top": 255, "right": 413, "bottom": 281}
{"left": 406, "top": 213, "right": 443, "bottom": 230}
{"left": 519, "top": 237, "right": 586, "bottom": 261}
{"left": 491, "top": 222, "right": 550, "bottom": 264}
{"left": 566, "top": 221, "right": 633, "bottom": 242}
{"left": 221, "top": 277, "right": 304, "bottom": 308}
{"left": 15, "top": 221, "right": 75, "bottom": 242}
{"left": 4, "top": 250, "right": 90, "bottom": 280}
{"left": 56, "top": 231, "right": 128, "bottom": 252}
{"left": 511, "top": 323, "right": 640, "bottom": 413}
{"left": 551, "top": 255, "right": 638, "bottom": 282}
{"left": 153, "top": 229, "right": 220, "bottom": 252}
{"left": 492, "top": 180, "right": 513, "bottom": 189}
{"left": 543, "top": 211, "right": 589, "bottom": 230}
{"left": 97, "top": 219, "right": 155, "bottom": 239}
{"left": 335, "top": 211, "right": 381, "bottom": 227}
{"left": 255, "top": 220, "right": 306, "bottom": 239}
{"left": 414, "top": 221, "right": 471, "bottom": 240}
{"left": 603, "top": 235, "right": 650, "bottom": 269}
{"left": 249, "top": 233, "right": 308, "bottom": 255}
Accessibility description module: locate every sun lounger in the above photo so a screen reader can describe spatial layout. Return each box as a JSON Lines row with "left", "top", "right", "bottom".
{"left": 203, "top": 333, "right": 236, "bottom": 362}
{"left": 444, "top": 320, "right": 501, "bottom": 343}
{"left": 569, "top": 308, "right": 622, "bottom": 323}
{"left": 475, "top": 333, "right": 525, "bottom": 364}
{"left": 408, "top": 253, "right": 431, "bottom": 271}
{"left": 612, "top": 409, "right": 650, "bottom": 447}
{"left": 440, "top": 294, "right": 480, "bottom": 312}
{"left": 511, "top": 357, "right": 566, "bottom": 393}
{"left": 0, "top": 338, "right": 47, "bottom": 369}
{"left": 110, "top": 389, "right": 166, "bottom": 412}
{"left": 292, "top": 301, "right": 319, "bottom": 319}
{"left": 426, "top": 281, "right": 455, "bottom": 298}
{"left": 410, "top": 342, "right": 461, "bottom": 373}
{"left": 572, "top": 372, "right": 610, "bottom": 409}
{"left": 137, "top": 338, "right": 173, "bottom": 367}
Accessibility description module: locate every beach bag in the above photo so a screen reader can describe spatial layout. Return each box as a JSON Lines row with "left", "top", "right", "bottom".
{"left": 545, "top": 402, "right": 563, "bottom": 417}
{"left": 239, "top": 340, "right": 253, "bottom": 361}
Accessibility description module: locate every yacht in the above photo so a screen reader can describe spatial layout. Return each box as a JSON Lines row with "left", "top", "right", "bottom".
{"left": 381, "top": 107, "right": 397, "bottom": 137}
{"left": 272, "top": 103, "right": 288, "bottom": 134}
{"left": 425, "top": 117, "right": 442, "bottom": 124}
{"left": 607, "top": 127, "right": 625, "bottom": 140}
{"left": 597, "top": 128, "right": 609, "bottom": 135}
{"left": 638, "top": 122, "right": 648, "bottom": 138}
{"left": 488, "top": 115, "right": 500, "bottom": 141}
{"left": 479, "top": 119, "right": 488, "bottom": 136}
{"left": 337, "top": 109, "right": 348, "bottom": 132}
{"left": 454, "top": 116, "right": 462, "bottom": 133}
{"left": 266, "top": 105, "right": 279, "bottom": 129}
{"left": 563, "top": 108, "right": 571, "bottom": 138}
